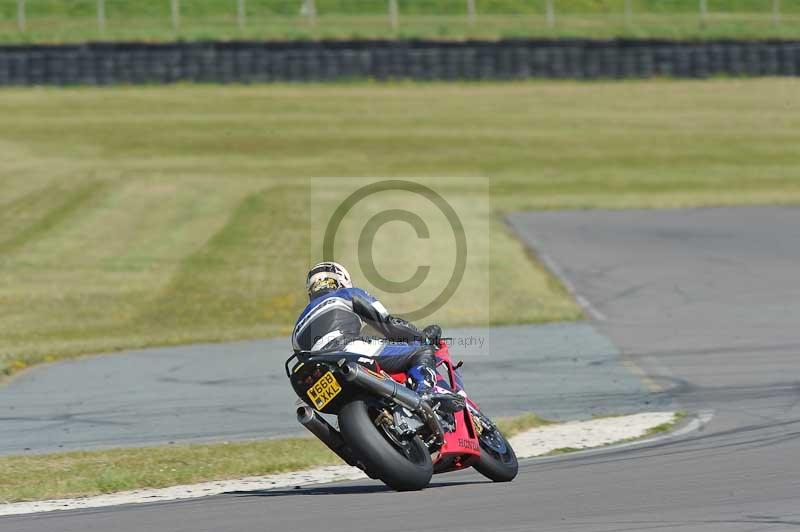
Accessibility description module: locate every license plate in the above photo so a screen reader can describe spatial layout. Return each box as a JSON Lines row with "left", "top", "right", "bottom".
{"left": 306, "top": 371, "right": 342, "bottom": 409}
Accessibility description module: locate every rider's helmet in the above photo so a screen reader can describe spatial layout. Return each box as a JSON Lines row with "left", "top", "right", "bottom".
{"left": 306, "top": 261, "right": 353, "bottom": 300}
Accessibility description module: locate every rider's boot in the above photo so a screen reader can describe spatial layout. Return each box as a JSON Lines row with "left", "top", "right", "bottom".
{"left": 408, "top": 365, "right": 465, "bottom": 414}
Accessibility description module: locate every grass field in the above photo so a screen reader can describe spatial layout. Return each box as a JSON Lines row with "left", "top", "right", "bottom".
{"left": 1, "top": 0, "right": 799, "bottom": 42}
{"left": 1, "top": 79, "right": 800, "bottom": 376}
{"left": 0, "top": 412, "right": 549, "bottom": 502}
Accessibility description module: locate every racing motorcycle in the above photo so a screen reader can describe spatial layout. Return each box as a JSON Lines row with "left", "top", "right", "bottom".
{"left": 286, "top": 336, "right": 518, "bottom": 491}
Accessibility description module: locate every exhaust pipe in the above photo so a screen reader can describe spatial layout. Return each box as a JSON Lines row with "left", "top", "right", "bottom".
{"left": 340, "top": 362, "right": 444, "bottom": 447}
{"left": 340, "top": 362, "right": 421, "bottom": 411}
{"left": 297, "top": 405, "right": 357, "bottom": 466}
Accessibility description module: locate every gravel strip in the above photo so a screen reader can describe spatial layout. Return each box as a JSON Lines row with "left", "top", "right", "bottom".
{"left": 508, "top": 411, "right": 676, "bottom": 457}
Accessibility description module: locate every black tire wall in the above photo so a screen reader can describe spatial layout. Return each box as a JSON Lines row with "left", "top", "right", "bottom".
{"left": 1, "top": 39, "right": 799, "bottom": 85}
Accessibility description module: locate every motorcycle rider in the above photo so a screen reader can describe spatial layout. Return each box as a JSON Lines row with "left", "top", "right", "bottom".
{"left": 293, "top": 261, "right": 464, "bottom": 413}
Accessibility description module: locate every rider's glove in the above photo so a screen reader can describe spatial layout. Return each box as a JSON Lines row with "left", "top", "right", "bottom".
{"left": 421, "top": 324, "right": 442, "bottom": 346}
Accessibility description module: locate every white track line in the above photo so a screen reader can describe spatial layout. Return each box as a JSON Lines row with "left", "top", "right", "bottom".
{"left": 508, "top": 221, "right": 607, "bottom": 322}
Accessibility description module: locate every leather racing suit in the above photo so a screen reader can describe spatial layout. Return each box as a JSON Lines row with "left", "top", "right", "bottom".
{"left": 292, "top": 287, "right": 438, "bottom": 391}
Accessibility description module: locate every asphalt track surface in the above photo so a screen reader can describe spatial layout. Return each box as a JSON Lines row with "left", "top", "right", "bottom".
{"left": 4, "top": 206, "right": 800, "bottom": 531}
{"left": 0, "top": 324, "right": 650, "bottom": 455}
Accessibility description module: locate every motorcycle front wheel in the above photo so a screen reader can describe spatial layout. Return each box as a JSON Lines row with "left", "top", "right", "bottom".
{"left": 338, "top": 399, "right": 433, "bottom": 491}
{"left": 473, "top": 424, "right": 519, "bottom": 482}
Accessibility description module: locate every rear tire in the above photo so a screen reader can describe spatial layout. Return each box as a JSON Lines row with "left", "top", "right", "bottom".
{"left": 473, "top": 426, "right": 519, "bottom": 482}
{"left": 339, "top": 399, "right": 433, "bottom": 491}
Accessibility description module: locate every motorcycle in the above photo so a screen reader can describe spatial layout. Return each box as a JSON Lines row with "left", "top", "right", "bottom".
{"left": 285, "top": 338, "right": 518, "bottom": 491}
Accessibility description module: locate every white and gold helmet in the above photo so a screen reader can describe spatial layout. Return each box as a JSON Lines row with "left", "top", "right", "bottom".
{"left": 306, "top": 261, "right": 353, "bottom": 299}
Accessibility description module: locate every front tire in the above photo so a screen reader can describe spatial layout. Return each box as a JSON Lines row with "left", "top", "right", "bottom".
{"left": 474, "top": 426, "right": 519, "bottom": 482}
{"left": 338, "top": 399, "right": 433, "bottom": 491}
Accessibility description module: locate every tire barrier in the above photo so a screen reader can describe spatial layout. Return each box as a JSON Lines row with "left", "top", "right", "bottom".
{"left": 0, "top": 39, "right": 798, "bottom": 85}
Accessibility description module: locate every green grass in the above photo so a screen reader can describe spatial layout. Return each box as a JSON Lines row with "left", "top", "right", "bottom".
{"left": 641, "top": 410, "right": 687, "bottom": 436}
{"left": 0, "top": 437, "right": 338, "bottom": 503}
{"left": 1, "top": 79, "right": 800, "bottom": 376}
{"left": 1, "top": 0, "right": 800, "bottom": 43}
{"left": 494, "top": 412, "right": 553, "bottom": 435}
{"left": 0, "top": 410, "right": 547, "bottom": 503}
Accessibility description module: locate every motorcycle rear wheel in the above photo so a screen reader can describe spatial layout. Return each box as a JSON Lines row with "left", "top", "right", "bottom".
{"left": 474, "top": 426, "right": 519, "bottom": 482}
{"left": 338, "top": 399, "right": 433, "bottom": 491}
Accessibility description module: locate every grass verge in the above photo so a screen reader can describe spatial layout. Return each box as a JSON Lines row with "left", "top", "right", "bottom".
{"left": 0, "top": 438, "right": 337, "bottom": 504}
{"left": 494, "top": 412, "right": 553, "bottom": 436}
{"left": 1, "top": 80, "right": 800, "bottom": 376}
{"left": 640, "top": 410, "right": 687, "bottom": 437}
{"left": 4, "top": 4, "right": 800, "bottom": 43}
{"left": 0, "top": 411, "right": 549, "bottom": 503}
